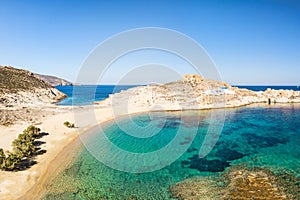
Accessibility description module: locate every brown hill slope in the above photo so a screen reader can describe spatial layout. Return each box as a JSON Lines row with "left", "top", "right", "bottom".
{"left": 0, "top": 66, "right": 66, "bottom": 107}
{"left": 0, "top": 66, "right": 51, "bottom": 93}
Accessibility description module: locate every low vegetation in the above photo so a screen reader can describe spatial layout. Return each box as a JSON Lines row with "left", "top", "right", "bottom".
{"left": 64, "top": 121, "right": 75, "bottom": 128}
{"left": 0, "top": 66, "right": 52, "bottom": 94}
{"left": 0, "top": 125, "right": 47, "bottom": 171}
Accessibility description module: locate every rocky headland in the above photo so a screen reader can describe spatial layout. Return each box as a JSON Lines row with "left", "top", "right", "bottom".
{"left": 97, "top": 74, "right": 300, "bottom": 112}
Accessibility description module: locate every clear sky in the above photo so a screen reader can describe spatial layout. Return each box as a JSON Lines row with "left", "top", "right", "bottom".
{"left": 0, "top": 0, "right": 299, "bottom": 85}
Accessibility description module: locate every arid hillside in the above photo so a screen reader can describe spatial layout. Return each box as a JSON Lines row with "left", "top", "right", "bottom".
{"left": 0, "top": 66, "right": 66, "bottom": 107}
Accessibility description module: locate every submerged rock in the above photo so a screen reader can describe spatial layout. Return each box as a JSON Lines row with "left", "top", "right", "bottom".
{"left": 170, "top": 166, "right": 299, "bottom": 200}
{"left": 170, "top": 176, "right": 222, "bottom": 200}
{"left": 222, "top": 167, "right": 289, "bottom": 199}
{"left": 181, "top": 149, "right": 246, "bottom": 173}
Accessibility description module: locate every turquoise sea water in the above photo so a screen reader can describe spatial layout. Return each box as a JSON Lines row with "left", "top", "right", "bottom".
{"left": 43, "top": 104, "right": 300, "bottom": 199}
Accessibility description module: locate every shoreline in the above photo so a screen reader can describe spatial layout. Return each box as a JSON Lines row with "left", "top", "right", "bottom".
{"left": 20, "top": 108, "right": 157, "bottom": 200}
{"left": 25, "top": 102, "right": 300, "bottom": 200}
{"left": 1, "top": 102, "right": 300, "bottom": 199}
{"left": 0, "top": 105, "right": 116, "bottom": 200}
{"left": 21, "top": 132, "right": 84, "bottom": 200}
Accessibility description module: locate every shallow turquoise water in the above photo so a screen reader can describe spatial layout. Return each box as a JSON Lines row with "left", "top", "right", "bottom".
{"left": 44, "top": 104, "right": 300, "bottom": 199}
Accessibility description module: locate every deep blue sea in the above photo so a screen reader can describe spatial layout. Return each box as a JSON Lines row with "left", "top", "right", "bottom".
{"left": 55, "top": 85, "right": 300, "bottom": 106}
{"left": 55, "top": 85, "right": 139, "bottom": 105}
{"left": 234, "top": 85, "right": 300, "bottom": 91}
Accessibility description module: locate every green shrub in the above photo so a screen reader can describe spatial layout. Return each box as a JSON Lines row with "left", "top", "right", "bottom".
{"left": 0, "top": 125, "right": 43, "bottom": 171}
{"left": 23, "top": 125, "right": 41, "bottom": 138}
{"left": 0, "top": 148, "right": 5, "bottom": 166}
{"left": 64, "top": 121, "right": 75, "bottom": 128}
{"left": 12, "top": 134, "right": 35, "bottom": 157}
{"left": 1, "top": 152, "right": 21, "bottom": 171}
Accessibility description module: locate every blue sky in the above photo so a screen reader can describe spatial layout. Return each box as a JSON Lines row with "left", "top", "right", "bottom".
{"left": 0, "top": 0, "right": 299, "bottom": 85}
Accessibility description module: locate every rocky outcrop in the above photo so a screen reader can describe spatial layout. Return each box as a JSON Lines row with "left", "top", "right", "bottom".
{"left": 170, "top": 167, "right": 297, "bottom": 199}
{"left": 0, "top": 88, "right": 66, "bottom": 107}
{"left": 97, "top": 74, "right": 300, "bottom": 112}
{"left": 34, "top": 74, "right": 73, "bottom": 86}
{"left": 0, "top": 66, "right": 67, "bottom": 107}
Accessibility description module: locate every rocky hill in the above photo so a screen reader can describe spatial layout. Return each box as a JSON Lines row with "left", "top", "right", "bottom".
{"left": 97, "top": 74, "right": 300, "bottom": 113}
{"left": 0, "top": 66, "right": 67, "bottom": 107}
{"left": 34, "top": 73, "right": 72, "bottom": 86}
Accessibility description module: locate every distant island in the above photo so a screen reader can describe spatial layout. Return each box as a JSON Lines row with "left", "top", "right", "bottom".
{"left": 34, "top": 73, "right": 73, "bottom": 87}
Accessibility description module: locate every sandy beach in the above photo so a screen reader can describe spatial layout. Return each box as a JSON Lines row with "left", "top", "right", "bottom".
{"left": 0, "top": 104, "right": 117, "bottom": 200}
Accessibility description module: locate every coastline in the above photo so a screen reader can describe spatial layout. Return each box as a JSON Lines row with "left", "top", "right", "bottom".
{"left": 20, "top": 132, "right": 84, "bottom": 200}
{"left": 20, "top": 107, "right": 161, "bottom": 200}
{"left": 0, "top": 105, "right": 115, "bottom": 200}
{"left": 0, "top": 102, "right": 153, "bottom": 200}
{"left": 1, "top": 102, "right": 300, "bottom": 199}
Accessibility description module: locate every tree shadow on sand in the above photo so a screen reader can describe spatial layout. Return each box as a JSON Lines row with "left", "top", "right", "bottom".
{"left": 15, "top": 132, "right": 48, "bottom": 171}
{"left": 34, "top": 132, "right": 49, "bottom": 139}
